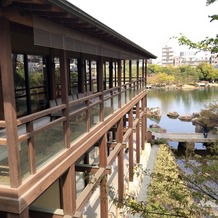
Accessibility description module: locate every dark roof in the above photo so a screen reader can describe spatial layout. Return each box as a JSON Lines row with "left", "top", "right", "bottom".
{"left": 1, "top": 0, "right": 157, "bottom": 59}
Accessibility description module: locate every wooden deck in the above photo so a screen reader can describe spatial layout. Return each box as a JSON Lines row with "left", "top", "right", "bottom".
{"left": 153, "top": 132, "right": 218, "bottom": 143}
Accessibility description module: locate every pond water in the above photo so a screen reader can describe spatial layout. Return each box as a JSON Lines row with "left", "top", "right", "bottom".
{"left": 147, "top": 86, "right": 218, "bottom": 149}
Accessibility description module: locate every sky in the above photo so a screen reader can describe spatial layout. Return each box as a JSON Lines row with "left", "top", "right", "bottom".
{"left": 68, "top": 0, "right": 217, "bottom": 62}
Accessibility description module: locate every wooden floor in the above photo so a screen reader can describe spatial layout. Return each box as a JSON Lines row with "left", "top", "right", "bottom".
{"left": 153, "top": 132, "right": 218, "bottom": 143}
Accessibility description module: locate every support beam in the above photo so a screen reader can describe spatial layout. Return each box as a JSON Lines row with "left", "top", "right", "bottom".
{"left": 117, "top": 118, "right": 124, "bottom": 203}
{"left": 109, "top": 61, "right": 113, "bottom": 88}
{"left": 60, "top": 50, "right": 70, "bottom": 148}
{"left": 135, "top": 102, "right": 140, "bottom": 163}
{"left": 118, "top": 59, "right": 122, "bottom": 109}
{"left": 97, "top": 57, "right": 104, "bottom": 122}
{"left": 61, "top": 165, "right": 76, "bottom": 216}
{"left": 78, "top": 58, "right": 85, "bottom": 93}
{"left": 0, "top": 17, "right": 21, "bottom": 187}
{"left": 99, "top": 134, "right": 108, "bottom": 218}
{"left": 141, "top": 97, "right": 146, "bottom": 150}
{"left": 128, "top": 109, "right": 134, "bottom": 181}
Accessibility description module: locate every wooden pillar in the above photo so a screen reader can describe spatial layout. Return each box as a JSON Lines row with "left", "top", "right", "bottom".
{"left": 136, "top": 60, "right": 139, "bottom": 91}
{"left": 60, "top": 50, "right": 70, "bottom": 148}
{"left": 78, "top": 58, "right": 85, "bottom": 93}
{"left": 141, "top": 97, "right": 146, "bottom": 150}
{"left": 97, "top": 57, "right": 104, "bottom": 122}
{"left": 136, "top": 102, "right": 140, "bottom": 163}
{"left": 47, "top": 49, "right": 56, "bottom": 99}
{"left": 142, "top": 59, "right": 145, "bottom": 86}
{"left": 117, "top": 118, "right": 124, "bottom": 202}
{"left": 0, "top": 17, "right": 21, "bottom": 187}
{"left": 61, "top": 164, "right": 76, "bottom": 216}
{"left": 123, "top": 60, "right": 126, "bottom": 84}
{"left": 144, "top": 59, "right": 148, "bottom": 86}
{"left": 145, "top": 95, "right": 148, "bottom": 142}
{"left": 0, "top": 69, "right": 4, "bottom": 120}
{"left": 109, "top": 61, "right": 113, "bottom": 88}
{"left": 118, "top": 60, "right": 122, "bottom": 108}
{"left": 128, "top": 109, "right": 134, "bottom": 182}
{"left": 129, "top": 60, "right": 132, "bottom": 83}
{"left": 99, "top": 134, "right": 108, "bottom": 218}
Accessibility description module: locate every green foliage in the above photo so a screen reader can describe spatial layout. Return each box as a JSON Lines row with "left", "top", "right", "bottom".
{"left": 196, "top": 63, "right": 218, "bottom": 81}
{"left": 147, "top": 64, "right": 202, "bottom": 85}
{"left": 14, "top": 61, "right": 25, "bottom": 88}
{"left": 199, "top": 102, "right": 218, "bottom": 128}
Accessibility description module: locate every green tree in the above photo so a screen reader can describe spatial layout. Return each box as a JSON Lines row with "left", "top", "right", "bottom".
{"left": 196, "top": 63, "right": 218, "bottom": 81}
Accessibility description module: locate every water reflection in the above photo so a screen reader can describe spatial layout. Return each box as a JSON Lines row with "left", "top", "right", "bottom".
{"left": 147, "top": 86, "right": 218, "bottom": 149}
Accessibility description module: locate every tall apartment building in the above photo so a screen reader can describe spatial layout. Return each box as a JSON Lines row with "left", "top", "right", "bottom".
{"left": 161, "top": 45, "right": 174, "bottom": 66}
{"left": 161, "top": 45, "right": 217, "bottom": 67}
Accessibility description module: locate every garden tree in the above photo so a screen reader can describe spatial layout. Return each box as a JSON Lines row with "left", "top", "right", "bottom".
{"left": 147, "top": 64, "right": 163, "bottom": 75}
{"left": 196, "top": 62, "right": 218, "bottom": 81}
{"left": 176, "top": 65, "right": 199, "bottom": 85}
{"left": 152, "top": 72, "right": 175, "bottom": 85}
{"left": 198, "top": 101, "right": 218, "bottom": 129}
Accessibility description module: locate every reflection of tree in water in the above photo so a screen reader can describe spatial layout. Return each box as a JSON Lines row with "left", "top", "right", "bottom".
{"left": 147, "top": 87, "right": 218, "bottom": 115}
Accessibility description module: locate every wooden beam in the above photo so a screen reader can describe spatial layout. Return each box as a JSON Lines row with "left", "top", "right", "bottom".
{"left": 141, "top": 97, "right": 146, "bottom": 150}
{"left": 128, "top": 109, "right": 134, "bottom": 182}
{"left": 76, "top": 167, "right": 105, "bottom": 212}
{"left": 60, "top": 50, "right": 70, "bottom": 148}
{"left": 0, "top": 17, "right": 21, "bottom": 187}
{"left": 61, "top": 165, "right": 76, "bottom": 216}
{"left": 99, "top": 134, "right": 108, "bottom": 218}
{"left": 136, "top": 102, "right": 140, "bottom": 163}
{"left": 75, "top": 164, "right": 111, "bottom": 174}
{"left": 117, "top": 118, "right": 124, "bottom": 203}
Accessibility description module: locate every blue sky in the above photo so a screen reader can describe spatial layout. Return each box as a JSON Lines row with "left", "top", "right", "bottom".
{"left": 68, "top": 0, "right": 217, "bottom": 61}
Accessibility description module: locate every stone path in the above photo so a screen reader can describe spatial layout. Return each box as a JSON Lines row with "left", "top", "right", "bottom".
{"left": 129, "top": 144, "right": 159, "bottom": 218}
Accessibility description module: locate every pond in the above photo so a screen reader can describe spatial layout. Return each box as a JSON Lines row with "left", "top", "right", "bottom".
{"left": 147, "top": 86, "right": 218, "bottom": 149}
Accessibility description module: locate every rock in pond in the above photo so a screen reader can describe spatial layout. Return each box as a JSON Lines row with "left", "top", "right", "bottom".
{"left": 167, "top": 111, "right": 179, "bottom": 118}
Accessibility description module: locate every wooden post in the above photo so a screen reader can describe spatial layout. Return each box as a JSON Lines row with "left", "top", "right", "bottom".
{"left": 109, "top": 61, "right": 113, "bottom": 88}
{"left": 123, "top": 60, "right": 126, "bottom": 84}
{"left": 136, "top": 102, "right": 140, "bottom": 163}
{"left": 144, "top": 59, "right": 148, "bottom": 86}
{"left": 97, "top": 57, "right": 104, "bottom": 122}
{"left": 0, "top": 17, "right": 21, "bottom": 187}
{"left": 129, "top": 60, "right": 132, "bottom": 83}
{"left": 136, "top": 60, "right": 139, "bottom": 91}
{"left": 141, "top": 97, "right": 146, "bottom": 150}
{"left": 61, "top": 164, "right": 76, "bottom": 216}
{"left": 145, "top": 95, "right": 148, "bottom": 142}
{"left": 118, "top": 60, "right": 122, "bottom": 109}
{"left": 0, "top": 70, "right": 4, "bottom": 120}
{"left": 128, "top": 109, "right": 134, "bottom": 182}
{"left": 47, "top": 49, "right": 56, "bottom": 99}
{"left": 142, "top": 59, "right": 145, "bottom": 82}
{"left": 60, "top": 50, "right": 70, "bottom": 148}
{"left": 117, "top": 118, "right": 124, "bottom": 203}
{"left": 27, "top": 122, "right": 36, "bottom": 174}
{"left": 78, "top": 58, "right": 85, "bottom": 93}
{"left": 99, "top": 134, "right": 108, "bottom": 218}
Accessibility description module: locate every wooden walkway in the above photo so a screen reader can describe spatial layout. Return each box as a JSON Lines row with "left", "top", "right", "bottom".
{"left": 153, "top": 132, "right": 218, "bottom": 143}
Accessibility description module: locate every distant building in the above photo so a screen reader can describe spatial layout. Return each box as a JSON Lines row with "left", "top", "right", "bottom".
{"left": 161, "top": 45, "right": 218, "bottom": 67}
{"left": 161, "top": 45, "right": 174, "bottom": 66}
